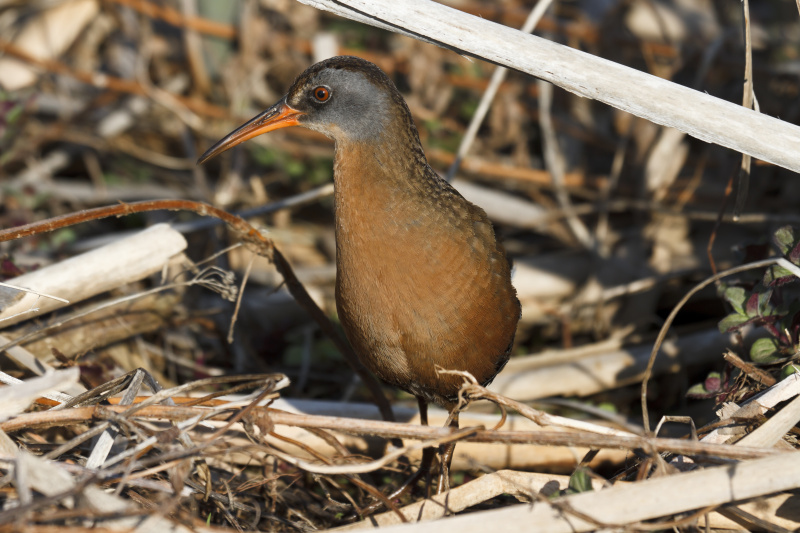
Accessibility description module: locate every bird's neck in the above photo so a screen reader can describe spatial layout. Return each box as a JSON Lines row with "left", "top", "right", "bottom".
{"left": 332, "top": 120, "right": 429, "bottom": 196}
{"left": 331, "top": 122, "right": 445, "bottom": 252}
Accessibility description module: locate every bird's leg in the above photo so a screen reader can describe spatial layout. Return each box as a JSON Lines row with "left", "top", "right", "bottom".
{"left": 418, "top": 396, "right": 429, "bottom": 425}
{"left": 381, "top": 398, "right": 436, "bottom": 497}
{"left": 416, "top": 397, "right": 435, "bottom": 498}
{"left": 436, "top": 411, "right": 460, "bottom": 494}
{"left": 358, "top": 397, "right": 436, "bottom": 516}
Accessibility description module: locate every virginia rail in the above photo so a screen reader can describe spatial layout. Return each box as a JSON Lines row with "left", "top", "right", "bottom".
{"left": 199, "top": 56, "right": 521, "bottom": 494}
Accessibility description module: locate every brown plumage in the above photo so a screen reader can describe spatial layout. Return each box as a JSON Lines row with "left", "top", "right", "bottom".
{"left": 199, "top": 56, "right": 521, "bottom": 493}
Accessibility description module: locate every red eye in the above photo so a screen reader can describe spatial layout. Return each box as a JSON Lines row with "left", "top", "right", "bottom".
{"left": 313, "top": 86, "right": 330, "bottom": 102}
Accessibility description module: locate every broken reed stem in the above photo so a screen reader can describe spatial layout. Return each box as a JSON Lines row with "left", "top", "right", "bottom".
{"left": 0, "top": 199, "right": 396, "bottom": 422}
{"left": 723, "top": 350, "right": 776, "bottom": 387}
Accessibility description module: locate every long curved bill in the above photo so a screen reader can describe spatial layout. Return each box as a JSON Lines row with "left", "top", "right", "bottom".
{"left": 197, "top": 98, "right": 305, "bottom": 164}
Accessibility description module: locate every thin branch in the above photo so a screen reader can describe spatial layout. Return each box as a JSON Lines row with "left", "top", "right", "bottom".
{"left": 538, "top": 79, "right": 594, "bottom": 248}
{"left": 0, "top": 282, "right": 69, "bottom": 304}
{"left": 734, "top": 0, "right": 755, "bottom": 220}
{"left": 0, "top": 402, "right": 780, "bottom": 461}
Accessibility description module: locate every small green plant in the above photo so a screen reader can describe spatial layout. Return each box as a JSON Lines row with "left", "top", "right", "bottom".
{"left": 565, "top": 466, "right": 594, "bottom": 495}
{"left": 0, "top": 91, "right": 30, "bottom": 164}
{"left": 686, "top": 367, "right": 736, "bottom": 401}
{"left": 688, "top": 226, "right": 800, "bottom": 401}
{"left": 719, "top": 226, "right": 800, "bottom": 362}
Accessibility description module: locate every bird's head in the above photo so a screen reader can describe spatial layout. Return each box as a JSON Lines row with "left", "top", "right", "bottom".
{"left": 198, "top": 56, "right": 410, "bottom": 164}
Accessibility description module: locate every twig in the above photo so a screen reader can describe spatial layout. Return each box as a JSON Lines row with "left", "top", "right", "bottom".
{"left": 228, "top": 255, "right": 254, "bottom": 343}
{"left": 0, "top": 282, "right": 69, "bottom": 304}
{"left": 180, "top": 0, "right": 212, "bottom": 95}
{"left": 269, "top": 427, "right": 477, "bottom": 475}
{"left": 596, "top": 122, "right": 631, "bottom": 257}
{"left": 174, "top": 183, "right": 335, "bottom": 235}
{"left": 734, "top": 0, "right": 755, "bottom": 220}
{"left": 723, "top": 350, "right": 776, "bottom": 387}
{"left": 717, "top": 505, "right": 793, "bottom": 533}
{"left": 440, "top": 367, "right": 640, "bottom": 437}
{"left": 538, "top": 79, "right": 594, "bottom": 248}
{"left": 1, "top": 403, "right": 780, "bottom": 460}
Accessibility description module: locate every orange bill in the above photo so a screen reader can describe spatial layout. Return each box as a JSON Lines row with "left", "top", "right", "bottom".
{"left": 197, "top": 99, "right": 304, "bottom": 164}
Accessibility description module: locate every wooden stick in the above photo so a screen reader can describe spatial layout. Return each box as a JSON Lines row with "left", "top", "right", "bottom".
{"left": 491, "top": 328, "right": 736, "bottom": 400}
{"left": 297, "top": 0, "right": 800, "bottom": 173}
{"left": 0, "top": 403, "right": 777, "bottom": 461}
{"left": 357, "top": 452, "right": 800, "bottom": 533}
{"left": 0, "top": 224, "right": 186, "bottom": 327}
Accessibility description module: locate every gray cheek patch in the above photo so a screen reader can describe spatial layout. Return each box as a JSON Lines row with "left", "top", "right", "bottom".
{"left": 309, "top": 69, "right": 391, "bottom": 142}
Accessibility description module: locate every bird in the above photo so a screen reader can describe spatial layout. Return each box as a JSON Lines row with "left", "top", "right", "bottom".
{"left": 198, "top": 56, "right": 521, "bottom": 497}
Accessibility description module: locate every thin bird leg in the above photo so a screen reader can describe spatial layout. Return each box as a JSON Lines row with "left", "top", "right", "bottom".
{"left": 418, "top": 396, "right": 429, "bottom": 426}
{"left": 384, "top": 398, "right": 437, "bottom": 497}
{"left": 417, "top": 397, "right": 435, "bottom": 497}
{"left": 436, "top": 411, "right": 460, "bottom": 494}
{"left": 359, "top": 398, "right": 437, "bottom": 516}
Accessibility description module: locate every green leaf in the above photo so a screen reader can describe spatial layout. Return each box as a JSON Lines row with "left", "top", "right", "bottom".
{"left": 687, "top": 382, "right": 710, "bottom": 396}
{"left": 567, "top": 467, "right": 593, "bottom": 494}
{"left": 718, "top": 312, "right": 750, "bottom": 333}
{"left": 756, "top": 288, "right": 774, "bottom": 315}
{"left": 596, "top": 402, "right": 617, "bottom": 414}
{"left": 781, "top": 365, "right": 799, "bottom": 380}
{"left": 250, "top": 145, "right": 279, "bottom": 166}
{"left": 5, "top": 102, "right": 23, "bottom": 126}
{"left": 722, "top": 286, "right": 747, "bottom": 315}
{"left": 769, "top": 265, "right": 794, "bottom": 282}
{"left": 285, "top": 159, "right": 305, "bottom": 177}
{"left": 773, "top": 226, "right": 796, "bottom": 255}
{"left": 686, "top": 383, "right": 708, "bottom": 394}
{"left": 50, "top": 228, "right": 78, "bottom": 248}
{"left": 750, "top": 337, "right": 779, "bottom": 363}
